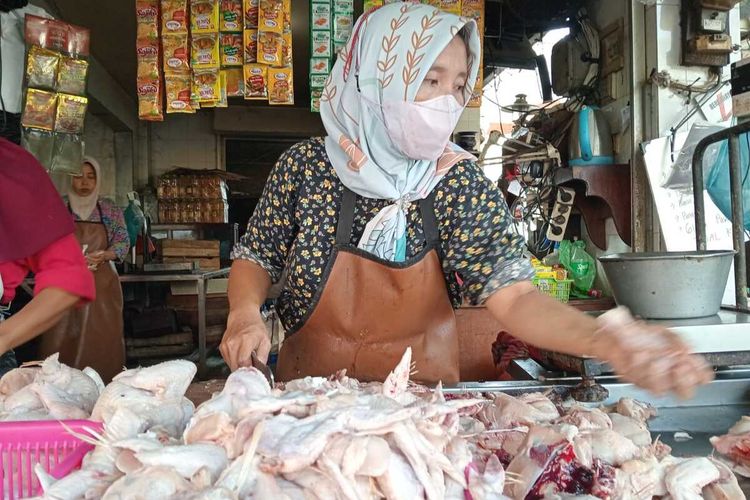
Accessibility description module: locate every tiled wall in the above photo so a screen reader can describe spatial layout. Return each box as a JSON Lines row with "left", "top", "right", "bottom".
{"left": 149, "top": 113, "right": 220, "bottom": 180}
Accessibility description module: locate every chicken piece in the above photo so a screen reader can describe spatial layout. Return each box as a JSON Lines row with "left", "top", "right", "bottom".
{"left": 613, "top": 398, "right": 657, "bottom": 423}
{"left": 317, "top": 455, "right": 364, "bottom": 500}
{"left": 36, "top": 467, "right": 113, "bottom": 500}
{"left": 101, "top": 466, "right": 195, "bottom": 499}
{"left": 283, "top": 468, "right": 340, "bottom": 499}
{"left": 216, "top": 420, "right": 264, "bottom": 497}
{"left": 504, "top": 424, "right": 578, "bottom": 498}
{"left": 31, "top": 383, "right": 91, "bottom": 420}
{"left": 573, "top": 429, "right": 641, "bottom": 467}
{"left": 3, "top": 384, "right": 44, "bottom": 413}
{"left": 518, "top": 393, "right": 559, "bottom": 418}
{"left": 181, "top": 488, "right": 238, "bottom": 500}
{"left": 614, "top": 456, "right": 668, "bottom": 500}
{"left": 664, "top": 457, "right": 720, "bottom": 500}
{"left": 376, "top": 451, "right": 426, "bottom": 500}
{"left": 466, "top": 454, "right": 508, "bottom": 500}
{"left": 478, "top": 392, "right": 559, "bottom": 429}
{"left": 111, "top": 360, "right": 197, "bottom": 400}
{"left": 558, "top": 405, "right": 612, "bottom": 430}
{"left": 92, "top": 380, "right": 194, "bottom": 437}
{"left": 134, "top": 443, "right": 228, "bottom": 483}
{"left": 183, "top": 411, "right": 236, "bottom": 454}
{"left": 36, "top": 354, "right": 101, "bottom": 414}
{"left": 608, "top": 413, "right": 652, "bottom": 447}
{"left": 83, "top": 367, "right": 106, "bottom": 394}
{"left": 711, "top": 416, "right": 750, "bottom": 476}
{"left": 0, "top": 367, "right": 38, "bottom": 396}
{"left": 702, "top": 458, "right": 747, "bottom": 500}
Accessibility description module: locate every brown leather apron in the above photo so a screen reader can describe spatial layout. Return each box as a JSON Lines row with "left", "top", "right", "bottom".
{"left": 38, "top": 205, "right": 125, "bottom": 382}
{"left": 276, "top": 188, "right": 460, "bottom": 384}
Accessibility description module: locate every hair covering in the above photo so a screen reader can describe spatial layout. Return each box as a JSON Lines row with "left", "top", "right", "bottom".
{"left": 320, "top": 2, "right": 481, "bottom": 261}
{"left": 0, "top": 138, "right": 75, "bottom": 262}
{"left": 67, "top": 156, "right": 101, "bottom": 221}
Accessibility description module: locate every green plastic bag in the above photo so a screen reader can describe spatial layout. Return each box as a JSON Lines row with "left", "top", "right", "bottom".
{"left": 559, "top": 240, "right": 596, "bottom": 298}
{"left": 124, "top": 192, "right": 145, "bottom": 247}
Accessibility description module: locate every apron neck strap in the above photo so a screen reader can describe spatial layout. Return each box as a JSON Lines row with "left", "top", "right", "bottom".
{"left": 335, "top": 188, "right": 440, "bottom": 247}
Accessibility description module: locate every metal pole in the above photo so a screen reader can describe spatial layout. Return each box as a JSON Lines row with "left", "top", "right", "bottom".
{"left": 692, "top": 140, "right": 708, "bottom": 251}
{"left": 728, "top": 134, "right": 748, "bottom": 309}
{"left": 197, "top": 277, "right": 207, "bottom": 378}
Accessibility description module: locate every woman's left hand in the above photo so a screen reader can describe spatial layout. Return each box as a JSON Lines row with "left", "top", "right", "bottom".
{"left": 86, "top": 250, "right": 114, "bottom": 270}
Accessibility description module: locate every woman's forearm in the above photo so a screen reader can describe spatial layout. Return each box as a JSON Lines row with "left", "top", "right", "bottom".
{"left": 0, "top": 288, "right": 79, "bottom": 351}
{"left": 228, "top": 260, "right": 272, "bottom": 317}
{"left": 485, "top": 280, "right": 599, "bottom": 357}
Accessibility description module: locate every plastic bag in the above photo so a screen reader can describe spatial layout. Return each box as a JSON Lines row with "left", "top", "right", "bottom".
{"left": 559, "top": 240, "right": 596, "bottom": 297}
{"left": 661, "top": 121, "right": 724, "bottom": 189}
{"left": 124, "top": 192, "right": 146, "bottom": 246}
{"left": 705, "top": 131, "right": 750, "bottom": 231}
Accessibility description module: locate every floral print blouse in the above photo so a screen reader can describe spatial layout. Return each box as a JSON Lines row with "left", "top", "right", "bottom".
{"left": 64, "top": 197, "right": 130, "bottom": 262}
{"left": 232, "top": 138, "right": 535, "bottom": 331}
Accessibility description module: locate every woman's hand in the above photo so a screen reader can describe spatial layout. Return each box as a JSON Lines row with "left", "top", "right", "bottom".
{"left": 590, "top": 308, "right": 713, "bottom": 399}
{"left": 219, "top": 309, "right": 271, "bottom": 371}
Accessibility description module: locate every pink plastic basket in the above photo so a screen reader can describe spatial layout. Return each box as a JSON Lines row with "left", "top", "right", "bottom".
{"left": 0, "top": 420, "right": 102, "bottom": 499}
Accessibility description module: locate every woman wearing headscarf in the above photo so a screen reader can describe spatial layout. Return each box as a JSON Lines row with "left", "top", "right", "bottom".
{"left": 38, "top": 156, "right": 129, "bottom": 381}
{"left": 0, "top": 138, "right": 95, "bottom": 376}
{"left": 221, "top": 2, "right": 711, "bottom": 397}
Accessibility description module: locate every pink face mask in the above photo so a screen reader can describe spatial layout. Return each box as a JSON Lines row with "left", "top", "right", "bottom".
{"left": 368, "top": 94, "right": 465, "bottom": 161}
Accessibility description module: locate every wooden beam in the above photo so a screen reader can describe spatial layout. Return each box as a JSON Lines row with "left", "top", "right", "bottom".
{"left": 213, "top": 106, "right": 325, "bottom": 137}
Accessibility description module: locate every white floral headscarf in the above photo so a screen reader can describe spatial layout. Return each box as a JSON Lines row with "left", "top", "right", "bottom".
{"left": 320, "top": 2, "right": 481, "bottom": 261}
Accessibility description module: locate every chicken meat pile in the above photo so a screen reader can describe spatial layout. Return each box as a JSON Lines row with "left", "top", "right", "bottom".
{"left": 0, "top": 350, "right": 741, "bottom": 499}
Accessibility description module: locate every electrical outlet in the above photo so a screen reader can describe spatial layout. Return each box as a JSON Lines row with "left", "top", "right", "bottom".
{"left": 546, "top": 187, "right": 575, "bottom": 242}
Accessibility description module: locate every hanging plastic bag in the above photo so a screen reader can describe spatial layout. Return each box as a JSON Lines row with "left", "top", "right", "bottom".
{"left": 705, "top": 131, "right": 750, "bottom": 231}
{"left": 124, "top": 192, "right": 146, "bottom": 247}
{"left": 559, "top": 240, "right": 596, "bottom": 298}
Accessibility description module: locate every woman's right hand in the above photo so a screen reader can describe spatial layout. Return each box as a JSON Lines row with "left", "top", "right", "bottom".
{"left": 219, "top": 309, "right": 271, "bottom": 371}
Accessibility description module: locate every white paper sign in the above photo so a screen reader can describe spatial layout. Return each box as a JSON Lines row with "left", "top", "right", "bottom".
{"left": 641, "top": 135, "right": 738, "bottom": 305}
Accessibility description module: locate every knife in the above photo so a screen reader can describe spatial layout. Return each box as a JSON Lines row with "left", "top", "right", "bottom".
{"left": 251, "top": 352, "right": 275, "bottom": 386}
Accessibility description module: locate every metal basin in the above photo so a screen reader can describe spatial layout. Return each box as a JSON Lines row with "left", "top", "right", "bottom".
{"left": 598, "top": 251, "right": 735, "bottom": 319}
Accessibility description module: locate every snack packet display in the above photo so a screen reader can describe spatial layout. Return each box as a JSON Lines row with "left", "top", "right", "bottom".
{"left": 310, "top": 57, "right": 330, "bottom": 74}
{"left": 193, "top": 68, "right": 221, "bottom": 102}
{"left": 137, "top": 79, "right": 163, "bottom": 121}
{"left": 311, "top": 2, "right": 331, "bottom": 30}
{"left": 244, "top": 0, "right": 259, "bottom": 28}
{"left": 162, "top": 0, "right": 189, "bottom": 34}
{"left": 57, "top": 57, "right": 89, "bottom": 95}
{"left": 225, "top": 67, "right": 244, "bottom": 96}
{"left": 311, "top": 30, "right": 331, "bottom": 58}
{"left": 268, "top": 66, "right": 293, "bottom": 105}
{"left": 243, "top": 63, "right": 267, "bottom": 99}
{"left": 220, "top": 0, "right": 243, "bottom": 31}
{"left": 281, "top": 30, "right": 292, "bottom": 67}
{"left": 54, "top": 94, "right": 87, "bottom": 134}
{"left": 192, "top": 33, "right": 220, "bottom": 69}
{"left": 220, "top": 33, "right": 243, "bottom": 67}
{"left": 258, "top": 0, "right": 284, "bottom": 34}
{"left": 22, "top": 129, "right": 54, "bottom": 170}
{"left": 191, "top": 0, "right": 220, "bottom": 33}
{"left": 163, "top": 34, "right": 191, "bottom": 74}
{"left": 257, "top": 31, "right": 282, "bottom": 66}
{"left": 22, "top": 89, "right": 57, "bottom": 131}
{"left": 26, "top": 46, "right": 59, "bottom": 90}
{"left": 166, "top": 74, "right": 195, "bottom": 113}
{"left": 333, "top": 12, "right": 353, "bottom": 43}
{"left": 243, "top": 29, "right": 258, "bottom": 63}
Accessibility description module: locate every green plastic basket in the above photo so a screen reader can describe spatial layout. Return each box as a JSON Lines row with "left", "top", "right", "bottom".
{"left": 532, "top": 278, "right": 573, "bottom": 303}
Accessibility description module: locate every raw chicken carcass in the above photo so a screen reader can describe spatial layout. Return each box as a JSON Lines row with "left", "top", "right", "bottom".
{"left": 608, "top": 413, "right": 652, "bottom": 447}
{"left": 702, "top": 458, "right": 746, "bottom": 500}
{"left": 573, "top": 429, "right": 641, "bottom": 467}
{"left": 711, "top": 416, "right": 750, "bottom": 476}
{"left": 101, "top": 466, "right": 195, "bottom": 499}
{"left": 558, "top": 406, "right": 613, "bottom": 430}
{"left": 478, "top": 392, "right": 559, "bottom": 429}
{"left": 612, "top": 398, "right": 657, "bottom": 423}
{"left": 664, "top": 457, "right": 720, "bottom": 500}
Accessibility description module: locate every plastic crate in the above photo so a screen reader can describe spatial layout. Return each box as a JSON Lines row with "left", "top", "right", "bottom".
{"left": 0, "top": 420, "right": 102, "bottom": 499}
{"left": 533, "top": 278, "right": 573, "bottom": 303}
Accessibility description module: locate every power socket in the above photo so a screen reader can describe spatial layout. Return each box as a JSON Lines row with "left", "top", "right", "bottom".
{"left": 546, "top": 187, "right": 575, "bottom": 242}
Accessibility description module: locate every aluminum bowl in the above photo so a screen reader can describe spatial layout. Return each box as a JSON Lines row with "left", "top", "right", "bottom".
{"left": 598, "top": 250, "right": 735, "bottom": 319}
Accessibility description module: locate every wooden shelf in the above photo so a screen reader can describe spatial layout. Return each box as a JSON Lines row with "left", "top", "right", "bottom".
{"left": 556, "top": 164, "right": 632, "bottom": 250}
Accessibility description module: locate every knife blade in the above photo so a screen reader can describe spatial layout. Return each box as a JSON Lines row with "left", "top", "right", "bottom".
{"left": 251, "top": 352, "right": 275, "bottom": 386}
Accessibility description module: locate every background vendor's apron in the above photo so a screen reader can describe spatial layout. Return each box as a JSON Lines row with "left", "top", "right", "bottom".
{"left": 39, "top": 207, "right": 125, "bottom": 382}
{"left": 276, "top": 188, "right": 460, "bottom": 384}
{"left": 0, "top": 275, "right": 18, "bottom": 377}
